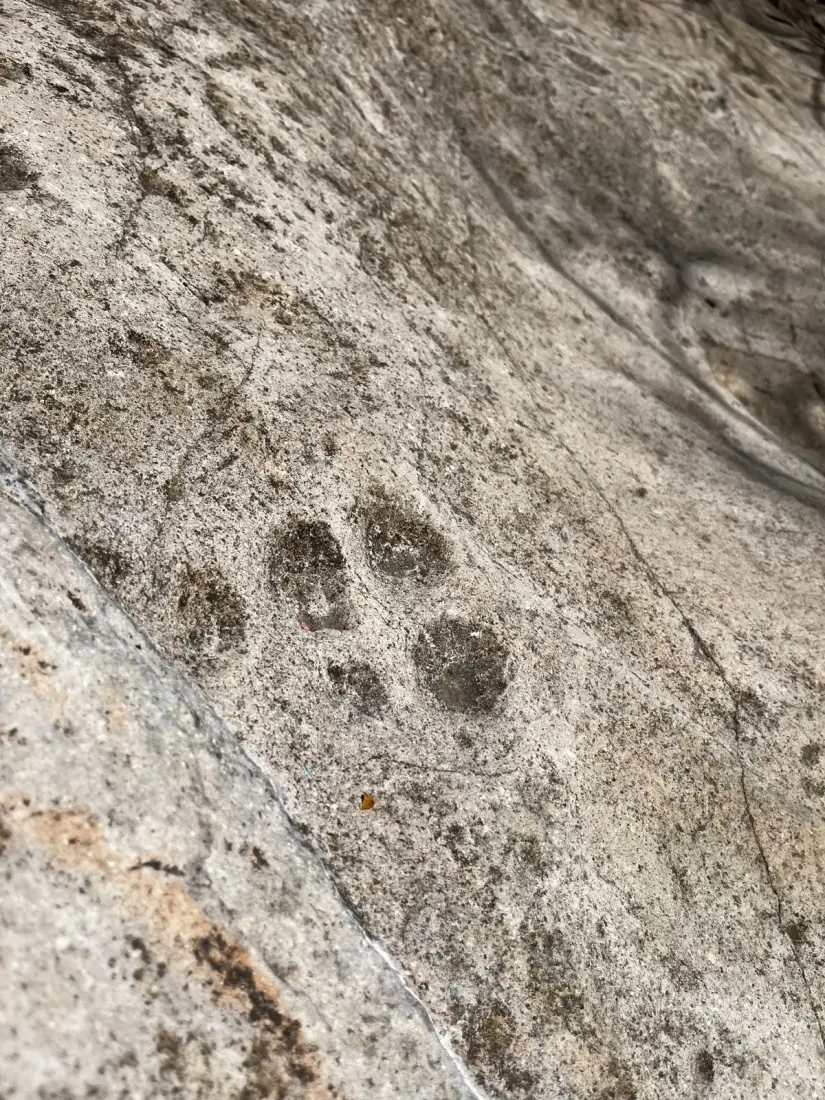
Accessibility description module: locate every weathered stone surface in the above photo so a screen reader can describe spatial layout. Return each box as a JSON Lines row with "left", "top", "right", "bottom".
{"left": 0, "top": 492, "right": 480, "bottom": 1100}
{"left": 1, "top": 0, "right": 825, "bottom": 1097}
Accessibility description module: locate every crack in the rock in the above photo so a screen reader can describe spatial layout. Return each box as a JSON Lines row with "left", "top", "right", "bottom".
{"left": 110, "top": 55, "right": 153, "bottom": 257}
{"left": 564, "top": 432, "right": 825, "bottom": 1052}
{"left": 0, "top": 485, "right": 493, "bottom": 1100}
{"left": 146, "top": 329, "right": 263, "bottom": 567}
{"left": 352, "top": 752, "right": 516, "bottom": 780}
{"left": 731, "top": 698, "right": 825, "bottom": 1053}
{"left": 160, "top": 260, "right": 214, "bottom": 310}
{"left": 176, "top": 329, "right": 261, "bottom": 482}
{"left": 462, "top": 206, "right": 825, "bottom": 1056}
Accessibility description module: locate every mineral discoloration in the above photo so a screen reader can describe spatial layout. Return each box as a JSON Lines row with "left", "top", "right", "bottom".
{"left": 0, "top": 498, "right": 477, "bottom": 1100}
{"left": 3, "top": 798, "right": 326, "bottom": 1095}
{"left": 2, "top": 0, "right": 825, "bottom": 1096}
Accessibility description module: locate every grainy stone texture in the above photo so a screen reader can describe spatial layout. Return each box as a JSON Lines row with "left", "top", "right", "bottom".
{"left": 0, "top": 492, "right": 481, "bottom": 1100}
{"left": 1, "top": 0, "right": 825, "bottom": 1097}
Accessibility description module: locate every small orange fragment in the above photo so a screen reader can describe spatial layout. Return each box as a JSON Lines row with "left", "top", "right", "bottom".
{"left": 360, "top": 792, "right": 375, "bottom": 811}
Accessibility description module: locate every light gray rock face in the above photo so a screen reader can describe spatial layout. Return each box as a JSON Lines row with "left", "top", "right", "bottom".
{"left": 1, "top": 0, "right": 824, "bottom": 1097}
{"left": 0, "top": 493, "right": 481, "bottom": 1100}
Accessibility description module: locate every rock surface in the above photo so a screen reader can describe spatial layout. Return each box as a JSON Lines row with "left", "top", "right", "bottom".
{"left": 1, "top": 0, "right": 825, "bottom": 1097}
{"left": 0, "top": 492, "right": 481, "bottom": 1100}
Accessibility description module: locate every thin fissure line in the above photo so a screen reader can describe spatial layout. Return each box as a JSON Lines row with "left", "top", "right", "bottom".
{"left": 463, "top": 197, "right": 825, "bottom": 1053}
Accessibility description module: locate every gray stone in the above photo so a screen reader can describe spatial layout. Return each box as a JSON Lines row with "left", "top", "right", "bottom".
{"left": 0, "top": 492, "right": 481, "bottom": 1100}
{"left": 1, "top": 0, "right": 825, "bottom": 1097}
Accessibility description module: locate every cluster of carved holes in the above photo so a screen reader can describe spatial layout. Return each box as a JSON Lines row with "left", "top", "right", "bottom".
{"left": 269, "top": 507, "right": 509, "bottom": 714}
{"left": 172, "top": 496, "right": 509, "bottom": 715}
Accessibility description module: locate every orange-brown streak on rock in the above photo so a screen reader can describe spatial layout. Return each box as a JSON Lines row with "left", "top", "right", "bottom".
{"left": 2, "top": 800, "right": 328, "bottom": 1097}
{"left": 0, "top": 629, "right": 69, "bottom": 715}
